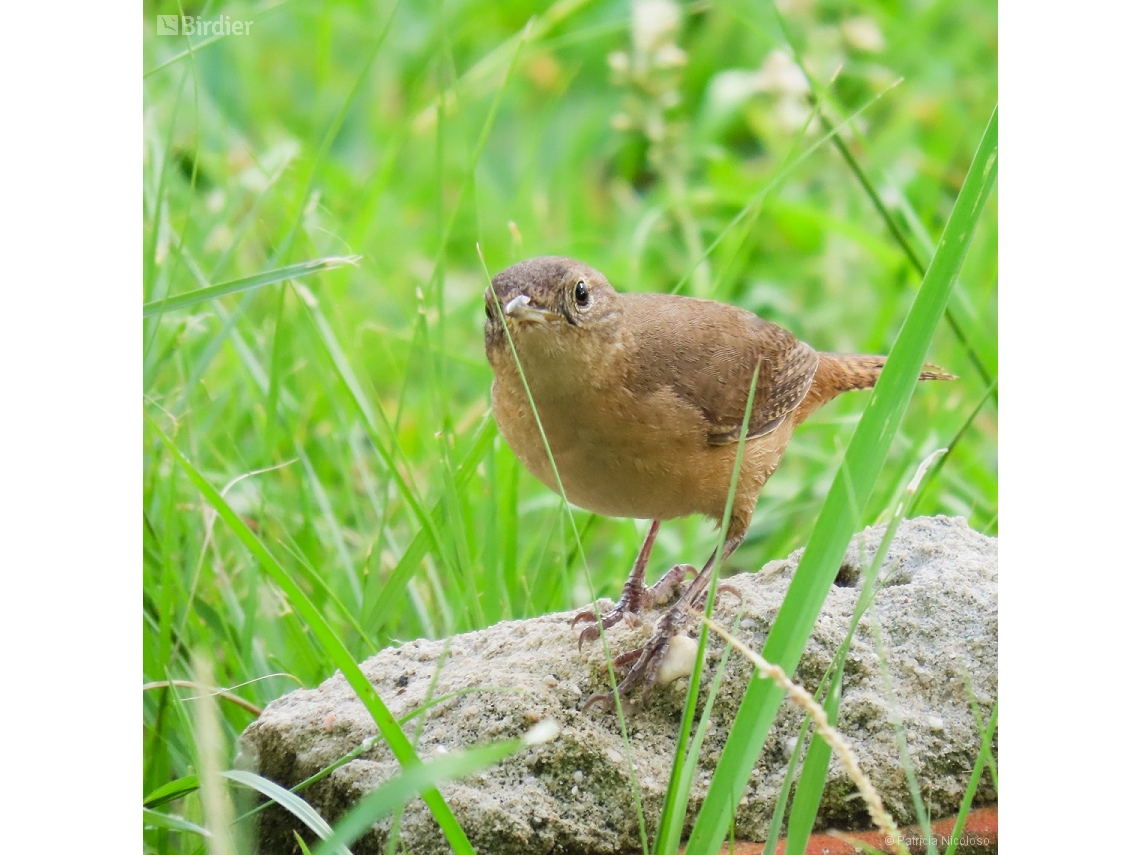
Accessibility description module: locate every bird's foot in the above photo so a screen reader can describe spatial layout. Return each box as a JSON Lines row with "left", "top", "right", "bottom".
{"left": 571, "top": 563, "right": 695, "bottom": 650}
{"left": 582, "top": 610, "right": 693, "bottom": 711}
{"left": 582, "top": 581, "right": 744, "bottom": 712}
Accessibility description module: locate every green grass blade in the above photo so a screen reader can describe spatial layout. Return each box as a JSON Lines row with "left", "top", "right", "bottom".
{"left": 275, "top": 531, "right": 376, "bottom": 647}
{"left": 684, "top": 104, "right": 997, "bottom": 855}
{"left": 364, "top": 415, "right": 497, "bottom": 633}
{"left": 221, "top": 770, "right": 351, "bottom": 855}
{"left": 143, "top": 774, "right": 200, "bottom": 810}
{"left": 654, "top": 613, "right": 744, "bottom": 855}
{"left": 815, "top": 108, "right": 996, "bottom": 394}
{"left": 143, "top": 806, "right": 212, "bottom": 838}
{"left": 944, "top": 700, "right": 997, "bottom": 855}
{"left": 147, "top": 415, "right": 477, "bottom": 855}
{"left": 867, "top": 607, "right": 934, "bottom": 853}
{"left": 785, "top": 450, "right": 943, "bottom": 854}
{"left": 669, "top": 83, "right": 898, "bottom": 297}
{"left": 654, "top": 361, "right": 762, "bottom": 855}
{"left": 231, "top": 686, "right": 529, "bottom": 825}
{"left": 311, "top": 736, "right": 533, "bottom": 855}
{"left": 964, "top": 687, "right": 999, "bottom": 795}
{"left": 762, "top": 716, "right": 812, "bottom": 855}
{"left": 296, "top": 445, "right": 364, "bottom": 608}
{"left": 295, "top": 290, "right": 450, "bottom": 572}
{"left": 142, "top": 256, "right": 360, "bottom": 317}
{"left": 718, "top": 0, "right": 997, "bottom": 397}
{"left": 784, "top": 684, "right": 843, "bottom": 853}
{"left": 272, "top": 4, "right": 399, "bottom": 263}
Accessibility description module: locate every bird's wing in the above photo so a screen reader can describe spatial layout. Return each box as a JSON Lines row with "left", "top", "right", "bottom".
{"left": 623, "top": 294, "right": 819, "bottom": 446}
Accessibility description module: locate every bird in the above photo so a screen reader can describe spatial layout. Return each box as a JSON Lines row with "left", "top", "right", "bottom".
{"left": 483, "top": 256, "right": 952, "bottom": 709}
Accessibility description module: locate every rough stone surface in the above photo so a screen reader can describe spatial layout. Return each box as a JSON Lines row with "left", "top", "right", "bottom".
{"left": 241, "top": 515, "right": 997, "bottom": 854}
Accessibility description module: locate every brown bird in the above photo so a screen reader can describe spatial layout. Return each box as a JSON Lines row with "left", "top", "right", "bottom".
{"left": 484, "top": 256, "right": 951, "bottom": 708}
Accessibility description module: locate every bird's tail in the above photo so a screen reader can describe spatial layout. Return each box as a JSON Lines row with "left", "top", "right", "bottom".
{"left": 798, "top": 352, "right": 955, "bottom": 422}
{"left": 822, "top": 352, "right": 955, "bottom": 389}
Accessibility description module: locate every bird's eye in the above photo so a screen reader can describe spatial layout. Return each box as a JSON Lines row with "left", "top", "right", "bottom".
{"left": 574, "top": 280, "right": 590, "bottom": 308}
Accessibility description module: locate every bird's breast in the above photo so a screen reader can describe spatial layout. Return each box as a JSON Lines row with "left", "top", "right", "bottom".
{"left": 490, "top": 365, "right": 752, "bottom": 522}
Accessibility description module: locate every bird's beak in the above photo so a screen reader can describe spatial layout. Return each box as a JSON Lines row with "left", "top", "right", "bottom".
{"left": 502, "top": 293, "right": 556, "bottom": 324}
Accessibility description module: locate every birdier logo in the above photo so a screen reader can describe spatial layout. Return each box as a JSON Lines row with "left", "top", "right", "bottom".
{"left": 156, "top": 15, "right": 253, "bottom": 36}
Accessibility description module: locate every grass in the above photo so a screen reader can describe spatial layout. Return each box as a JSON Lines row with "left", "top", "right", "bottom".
{"left": 685, "top": 104, "right": 997, "bottom": 855}
{"left": 143, "top": 0, "right": 996, "bottom": 852}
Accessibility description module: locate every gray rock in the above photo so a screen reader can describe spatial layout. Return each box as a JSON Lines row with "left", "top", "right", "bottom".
{"left": 241, "top": 515, "right": 997, "bottom": 854}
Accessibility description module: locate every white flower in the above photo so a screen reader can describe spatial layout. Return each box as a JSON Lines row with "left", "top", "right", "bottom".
{"left": 632, "top": 0, "right": 682, "bottom": 55}
{"left": 755, "top": 50, "right": 810, "bottom": 96}
{"left": 842, "top": 16, "right": 886, "bottom": 53}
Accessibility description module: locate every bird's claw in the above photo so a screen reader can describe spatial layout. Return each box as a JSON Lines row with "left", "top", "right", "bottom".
{"left": 571, "top": 562, "right": 691, "bottom": 650}
{"left": 572, "top": 606, "right": 628, "bottom": 651}
{"left": 581, "top": 691, "right": 612, "bottom": 712}
{"left": 582, "top": 612, "right": 685, "bottom": 712}
{"left": 570, "top": 608, "right": 602, "bottom": 629}
{"left": 715, "top": 583, "right": 742, "bottom": 607}
{"left": 582, "top": 688, "right": 633, "bottom": 716}
{"left": 612, "top": 647, "right": 644, "bottom": 668}
{"left": 583, "top": 649, "right": 641, "bottom": 711}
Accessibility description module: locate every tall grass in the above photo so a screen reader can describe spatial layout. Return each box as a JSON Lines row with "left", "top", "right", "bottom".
{"left": 143, "top": 0, "right": 996, "bottom": 851}
{"left": 685, "top": 105, "right": 996, "bottom": 855}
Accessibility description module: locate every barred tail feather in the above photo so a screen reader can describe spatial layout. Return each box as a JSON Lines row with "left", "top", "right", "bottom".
{"left": 797, "top": 352, "right": 955, "bottom": 422}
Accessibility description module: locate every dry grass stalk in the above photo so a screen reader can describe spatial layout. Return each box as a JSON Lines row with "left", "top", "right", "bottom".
{"left": 696, "top": 613, "right": 906, "bottom": 855}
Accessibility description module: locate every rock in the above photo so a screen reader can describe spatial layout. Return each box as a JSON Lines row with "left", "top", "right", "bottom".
{"left": 241, "top": 515, "right": 997, "bottom": 854}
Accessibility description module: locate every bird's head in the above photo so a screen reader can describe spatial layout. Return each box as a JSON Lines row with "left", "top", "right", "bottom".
{"left": 484, "top": 256, "right": 622, "bottom": 365}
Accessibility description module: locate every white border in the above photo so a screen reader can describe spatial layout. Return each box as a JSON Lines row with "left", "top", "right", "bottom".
{"left": 0, "top": 3, "right": 139, "bottom": 840}
{"left": 1000, "top": 0, "right": 1140, "bottom": 844}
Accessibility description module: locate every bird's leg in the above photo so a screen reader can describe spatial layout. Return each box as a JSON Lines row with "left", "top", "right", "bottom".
{"left": 572, "top": 521, "right": 694, "bottom": 649}
{"left": 583, "top": 532, "right": 745, "bottom": 710}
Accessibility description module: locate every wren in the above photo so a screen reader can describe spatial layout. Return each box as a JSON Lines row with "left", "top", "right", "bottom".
{"left": 484, "top": 256, "right": 951, "bottom": 708}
